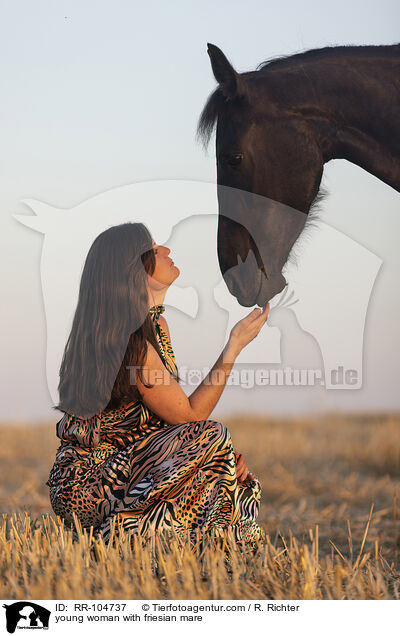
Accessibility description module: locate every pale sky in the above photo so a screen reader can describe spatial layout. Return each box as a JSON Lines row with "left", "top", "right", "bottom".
{"left": 1, "top": 0, "right": 399, "bottom": 422}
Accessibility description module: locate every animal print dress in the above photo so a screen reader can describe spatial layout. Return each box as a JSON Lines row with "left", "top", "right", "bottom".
{"left": 46, "top": 305, "right": 265, "bottom": 550}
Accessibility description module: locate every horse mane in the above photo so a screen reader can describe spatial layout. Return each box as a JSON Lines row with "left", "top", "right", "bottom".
{"left": 256, "top": 43, "right": 399, "bottom": 72}
{"left": 197, "top": 43, "right": 400, "bottom": 148}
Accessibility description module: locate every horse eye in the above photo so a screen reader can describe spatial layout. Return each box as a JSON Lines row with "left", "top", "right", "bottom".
{"left": 227, "top": 153, "right": 243, "bottom": 167}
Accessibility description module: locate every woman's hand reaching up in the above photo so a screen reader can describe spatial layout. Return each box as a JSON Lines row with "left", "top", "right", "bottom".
{"left": 228, "top": 303, "right": 270, "bottom": 355}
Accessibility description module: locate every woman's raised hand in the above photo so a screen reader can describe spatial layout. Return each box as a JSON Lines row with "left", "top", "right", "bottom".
{"left": 228, "top": 303, "right": 270, "bottom": 354}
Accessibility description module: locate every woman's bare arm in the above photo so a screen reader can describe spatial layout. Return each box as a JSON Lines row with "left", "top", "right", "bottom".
{"left": 136, "top": 305, "right": 269, "bottom": 426}
{"left": 135, "top": 338, "right": 239, "bottom": 425}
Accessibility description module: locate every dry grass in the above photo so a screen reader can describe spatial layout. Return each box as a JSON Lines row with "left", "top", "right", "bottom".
{"left": 0, "top": 412, "right": 399, "bottom": 599}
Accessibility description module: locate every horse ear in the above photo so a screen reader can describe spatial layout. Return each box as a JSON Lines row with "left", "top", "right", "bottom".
{"left": 207, "top": 43, "right": 243, "bottom": 100}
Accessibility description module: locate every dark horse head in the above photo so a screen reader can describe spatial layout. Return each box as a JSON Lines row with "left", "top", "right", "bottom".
{"left": 197, "top": 42, "right": 400, "bottom": 305}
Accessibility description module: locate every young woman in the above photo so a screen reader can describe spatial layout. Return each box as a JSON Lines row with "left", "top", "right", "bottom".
{"left": 46, "top": 222, "right": 270, "bottom": 550}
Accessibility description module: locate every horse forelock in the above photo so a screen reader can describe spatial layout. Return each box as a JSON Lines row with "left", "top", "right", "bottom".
{"left": 196, "top": 86, "right": 225, "bottom": 149}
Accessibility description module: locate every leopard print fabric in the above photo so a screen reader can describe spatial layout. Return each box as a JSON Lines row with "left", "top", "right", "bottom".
{"left": 46, "top": 305, "right": 265, "bottom": 550}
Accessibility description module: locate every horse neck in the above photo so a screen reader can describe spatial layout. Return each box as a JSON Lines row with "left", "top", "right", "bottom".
{"left": 276, "top": 46, "right": 400, "bottom": 192}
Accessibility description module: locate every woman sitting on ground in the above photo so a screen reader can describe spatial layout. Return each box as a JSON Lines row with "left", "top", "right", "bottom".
{"left": 46, "top": 222, "right": 269, "bottom": 550}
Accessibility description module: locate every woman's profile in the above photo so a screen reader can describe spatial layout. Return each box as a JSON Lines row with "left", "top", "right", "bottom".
{"left": 46, "top": 222, "right": 270, "bottom": 551}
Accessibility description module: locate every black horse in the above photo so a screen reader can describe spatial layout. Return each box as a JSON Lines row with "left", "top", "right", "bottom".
{"left": 198, "top": 43, "right": 400, "bottom": 306}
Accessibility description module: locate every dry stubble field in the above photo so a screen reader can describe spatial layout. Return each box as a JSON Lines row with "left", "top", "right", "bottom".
{"left": 0, "top": 412, "right": 399, "bottom": 599}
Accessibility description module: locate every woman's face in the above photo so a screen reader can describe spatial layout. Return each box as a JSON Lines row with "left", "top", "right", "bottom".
{"left": 147, "top": 239, "right": 180, "bottom": 291}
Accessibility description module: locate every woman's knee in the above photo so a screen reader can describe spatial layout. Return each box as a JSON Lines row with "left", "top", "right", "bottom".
{"left": 200, "top": 419, "right": 232, "bottom": 444}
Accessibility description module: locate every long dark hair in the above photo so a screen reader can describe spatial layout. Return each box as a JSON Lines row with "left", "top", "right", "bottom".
{"left": 54, "top": 222, "right": 174, "bottom": 419}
